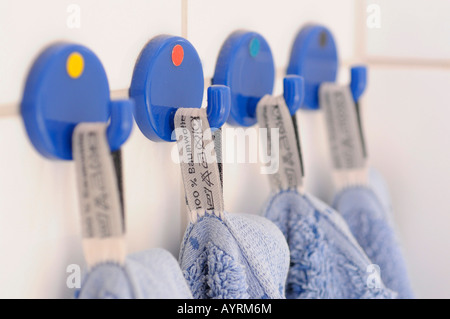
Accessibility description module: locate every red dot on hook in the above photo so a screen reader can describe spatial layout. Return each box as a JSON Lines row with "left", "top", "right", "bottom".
{"left": 172, "top": 44, "right": 184, "bottom": 66}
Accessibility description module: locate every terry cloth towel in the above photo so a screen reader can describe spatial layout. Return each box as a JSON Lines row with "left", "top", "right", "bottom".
{"left": 368, "top": 167, "right": 393, "bottom": 220}
{"left": 77, "top": 248, "right": 193, "bottom": 299}
{"left": 263, "top": 190, "right": 397, "bottom": 299}
{"left": 179, "top": 211, "right": 290, "bottom": 299}
{"left": 333, "top": 185, "right": 415, "bottom": 299}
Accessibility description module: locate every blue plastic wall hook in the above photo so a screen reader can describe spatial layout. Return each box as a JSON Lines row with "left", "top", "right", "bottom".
{"left": 287, "top": 24, "right": 367, "bottom": 109}
{"left": 213, "top": 30, "right": 303, "bottom": 127}
{"left": 129, "top": 35, "right": 231, "bottom": 142}
{"left": 21, "top": 43, "right": 134, "bottom": 160}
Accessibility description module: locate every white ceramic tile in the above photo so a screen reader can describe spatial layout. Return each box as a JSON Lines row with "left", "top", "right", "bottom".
{"left": 0, "top": 0, "right": 182, "bottom": 106}
{"left": 0, "top": 117, "right": 185, "bottom": 298}
{"left": 364, "top": 0, "right": 450, "bottom": 60}
{"left": 363, "top": 67, "right": 450, "bottom": 298}
{"left": 188, "top": 0, "right": 355, "bottom": 78}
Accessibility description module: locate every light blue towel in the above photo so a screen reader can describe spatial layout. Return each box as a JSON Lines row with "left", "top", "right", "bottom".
{"left": 179, "top": 211, "right": 290, "bottom": 299}
{"left": 77, "top": 248, "right": 193, "bottom": 299}
{"left": 368, "top": 167, "right": 393, "bottom": 217}
{"left": 263, "top": 190, "right": 397, "bottom": 299}
{"left": 333, "top": 186, "right": 414, "bottom": 299}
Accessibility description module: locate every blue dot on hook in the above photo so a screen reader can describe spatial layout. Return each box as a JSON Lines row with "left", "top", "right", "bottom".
{"left": 249, "top": 37, "right": 260, "bottom": 58}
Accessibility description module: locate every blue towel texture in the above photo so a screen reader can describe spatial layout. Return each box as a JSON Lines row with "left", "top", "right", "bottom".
{"left": 263, "top": 190, "right": 397, "bottom": 299}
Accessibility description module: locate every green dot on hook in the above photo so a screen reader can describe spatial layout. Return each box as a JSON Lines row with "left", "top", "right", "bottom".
{"left": 249, "top": 37, "right": 260, "bottom": 58}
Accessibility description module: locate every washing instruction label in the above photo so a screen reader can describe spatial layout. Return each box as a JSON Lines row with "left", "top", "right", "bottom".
{"left": 72, "top": 123, "right": 123, "bottom": 239}
{"left": 320, "top": 84, "right": 366, "bottom": 170}
{"left": 174, "top": 108, "right": 224, "bottom": 222}
{"left": 256, "top": 95, "right": 303, "bottom": 191}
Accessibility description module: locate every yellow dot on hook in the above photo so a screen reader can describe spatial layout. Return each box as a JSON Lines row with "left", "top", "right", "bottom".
{"left": 66, "top": 52, "right": 84, "bottom": 79}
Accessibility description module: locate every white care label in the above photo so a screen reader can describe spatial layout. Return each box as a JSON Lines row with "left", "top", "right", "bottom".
{"left": 319, "top": 83, "right": 367, "bottom": 170}
{"left": 174, "top": 108, "right": 224, "bottom": 222}
{"left": 72, "top": 123, "right": 125, "bottom": 267}
{"left": 256, "top": 95, "right": 303, "bottom": 192}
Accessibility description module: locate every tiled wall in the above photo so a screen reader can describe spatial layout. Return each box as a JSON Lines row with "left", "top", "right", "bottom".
{"left": 0, "top": 0, "right": 448, "bottom": 298}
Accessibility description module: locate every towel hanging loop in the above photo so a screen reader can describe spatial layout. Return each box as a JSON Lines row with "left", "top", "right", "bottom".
{"left": 350, "top": 66, "right": 367, "bottom": 103}
{"left": 213, "top": 30, "right": 303, "bottom": 127}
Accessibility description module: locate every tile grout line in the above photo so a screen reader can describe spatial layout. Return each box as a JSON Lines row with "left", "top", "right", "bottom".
{"left": 181, "top": 0, "right": 188, "bottom": 38}
{"left": 2, "top": 1, "right": 190, "bottom": 119}
{"left": 350, "top": 1, "right": 450, "bottom": 69}
{"left": 363, "top": 57, "right": 450, "bottom": 69}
